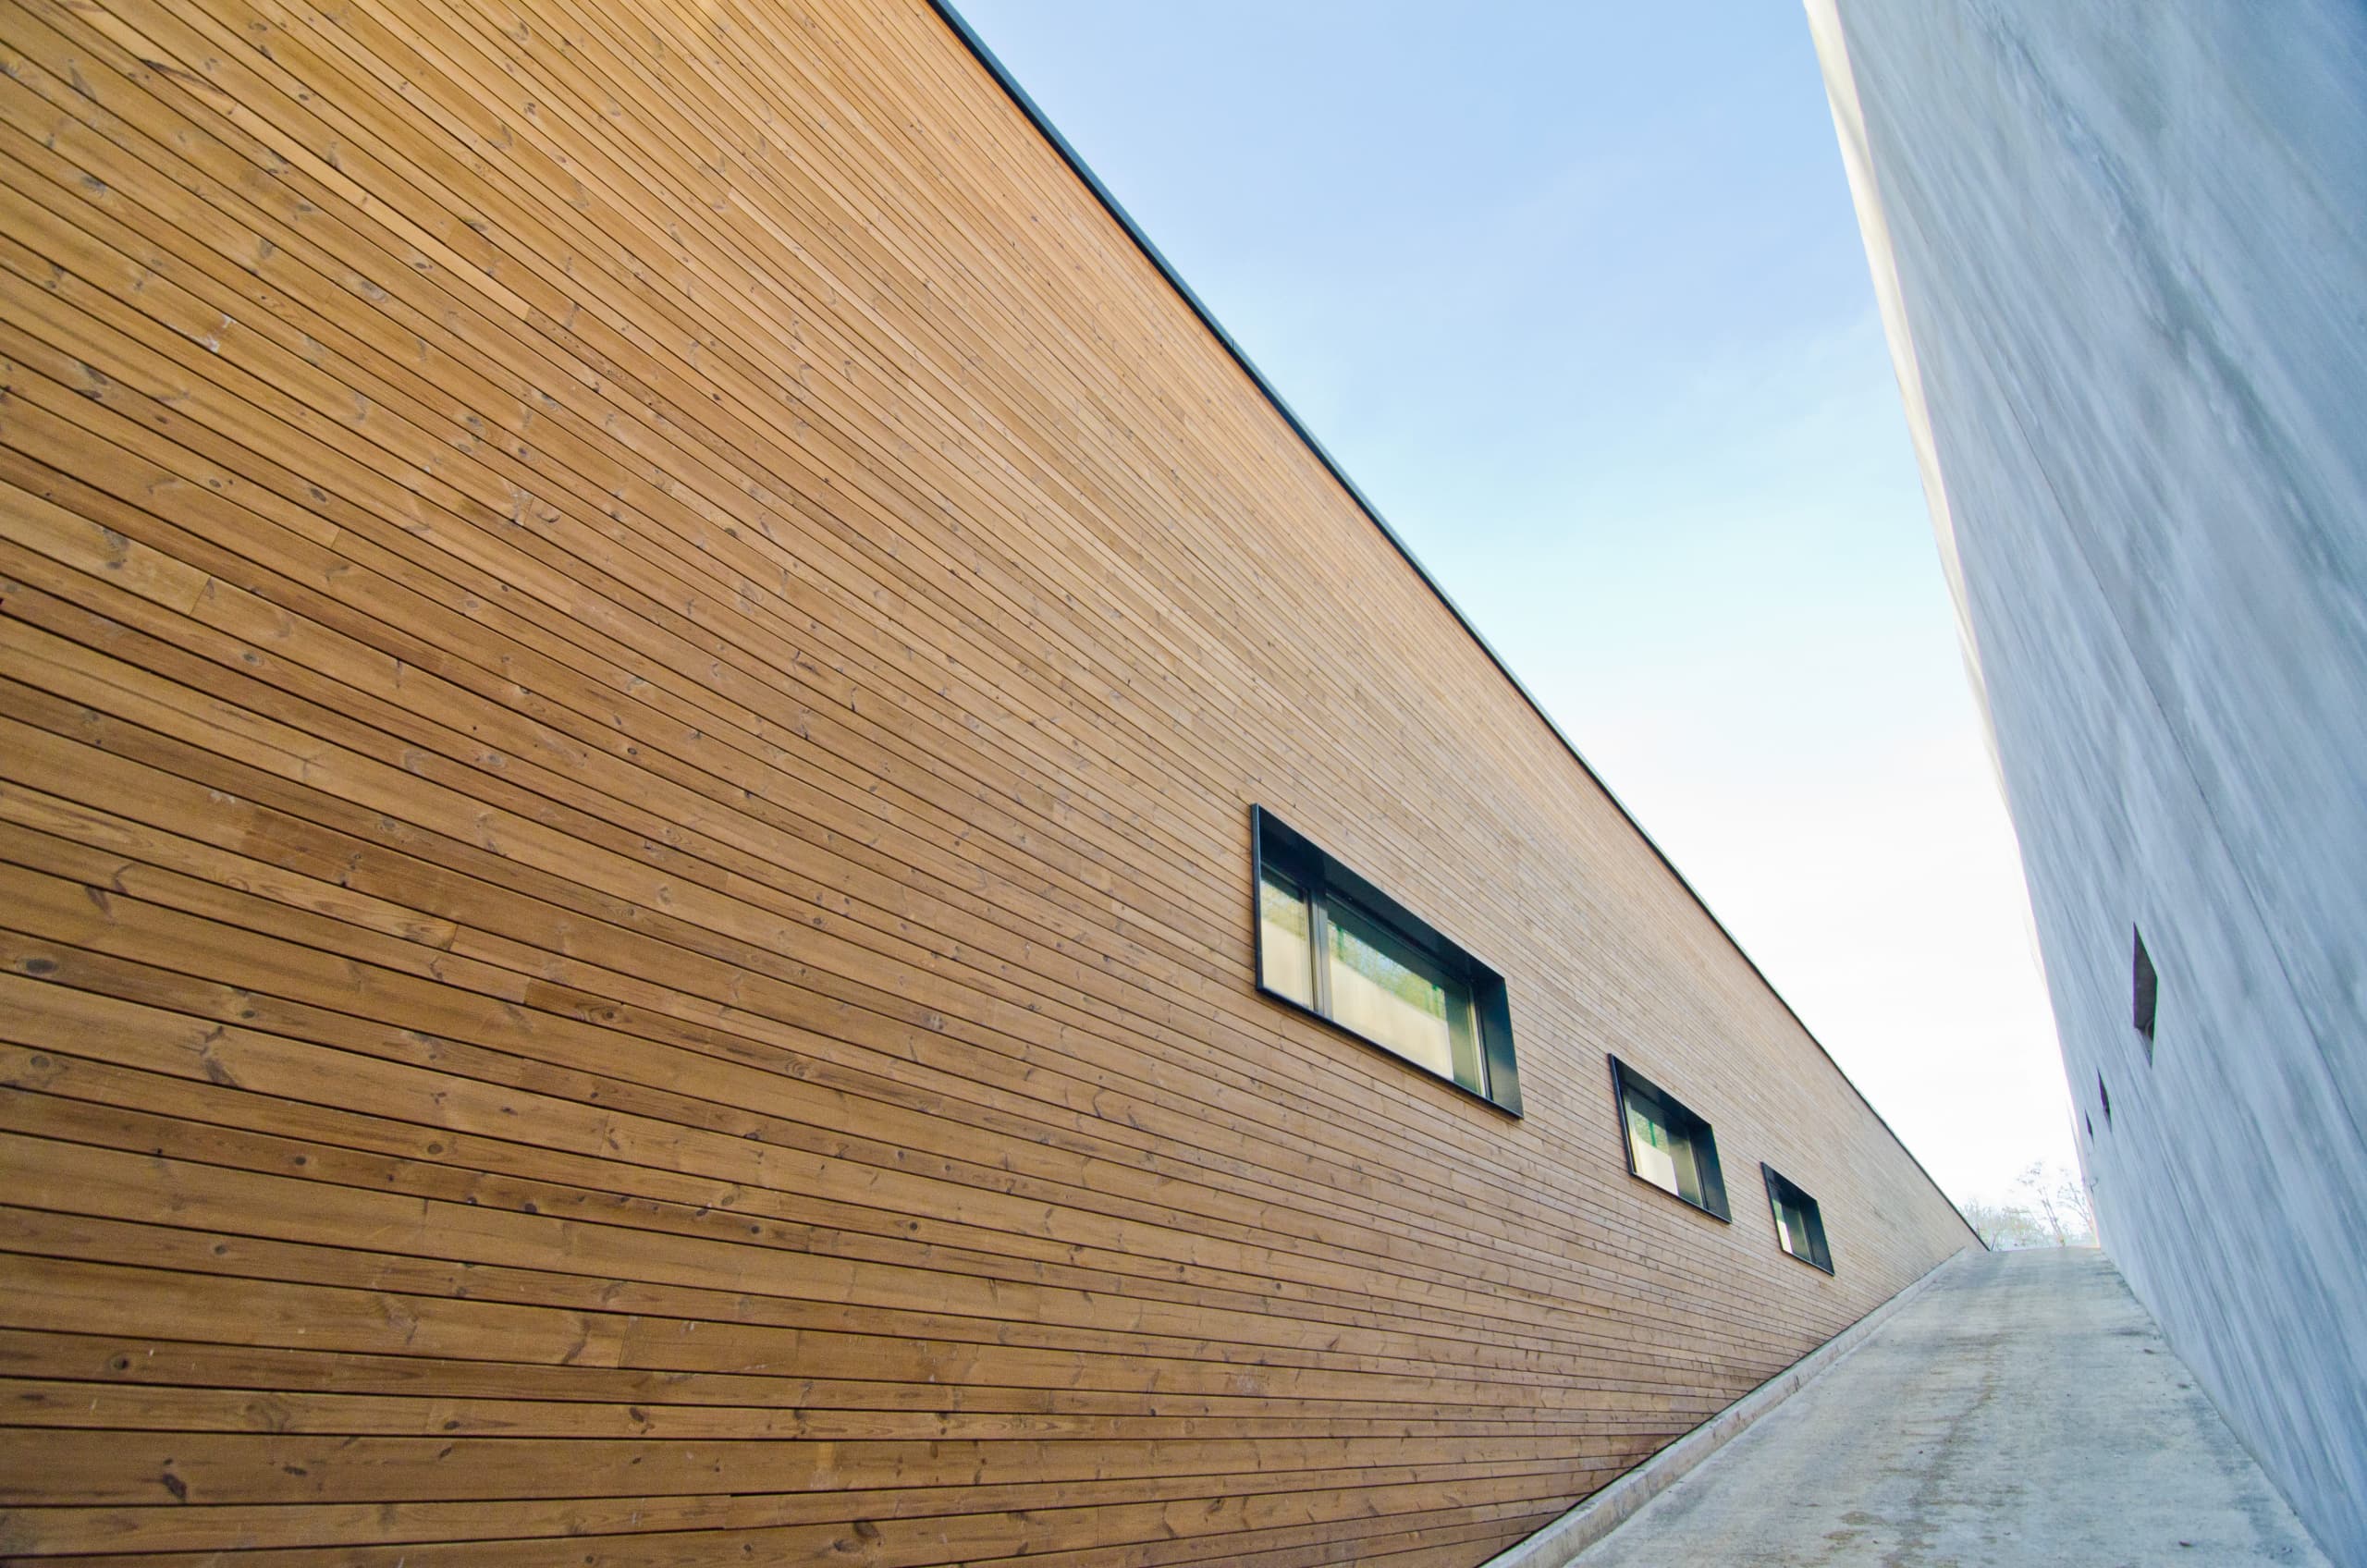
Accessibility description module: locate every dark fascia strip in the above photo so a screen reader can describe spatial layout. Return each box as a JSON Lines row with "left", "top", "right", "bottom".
{"left": 920, "top": 0, "right": 1976, "bottom": 1243}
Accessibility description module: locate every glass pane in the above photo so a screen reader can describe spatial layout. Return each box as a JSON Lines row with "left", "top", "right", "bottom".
{"left": 1625, "top": 1096, "right": 1683, "bottom": 1196}
{"left": 1448, "top": 985, "right": 1487, "bottom": 1095}
{"left": 1777, "top": 1194, "right": 1821, "bottom": 1262}
{"left": 1257, "top": 867, "right": 1316, "bottom": 1009}
{"left": 1670, "top": 1133, "right": 1706, "bottom": 1207}
{"left": 1325, "top": 900, "right": 1474, "bottom": 1085}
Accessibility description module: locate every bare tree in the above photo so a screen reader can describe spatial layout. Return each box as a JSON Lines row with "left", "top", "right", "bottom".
{"left": 2013, "top": 1161, "right": 2097, "bottom": 1246}
{"left": 1960, "top": 1200, "right": 2009, "bottom": 1248}
{"left": 1961, "top": 1199, "right": 2048, "bottom": 1249}
{"left": 2017, "top": 1162, "right": 2068, "bottom": 1244}
{"left": 2051, "top": 1166, "right": 2097, "bottom": 1240}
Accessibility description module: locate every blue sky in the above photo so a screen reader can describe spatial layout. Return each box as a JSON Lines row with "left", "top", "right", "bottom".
{"left": 952, "top": 0, "right": 2078, "bottom": 1206}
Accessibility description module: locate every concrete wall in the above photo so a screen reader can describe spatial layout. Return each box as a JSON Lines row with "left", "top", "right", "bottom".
{"left": 1808, "top": 2, "right": 2367, "bottom": 1560}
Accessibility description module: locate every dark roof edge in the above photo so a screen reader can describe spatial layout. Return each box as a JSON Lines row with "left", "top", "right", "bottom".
{"left": 922, "top": 0, "right": 1977, "bottom": 1242}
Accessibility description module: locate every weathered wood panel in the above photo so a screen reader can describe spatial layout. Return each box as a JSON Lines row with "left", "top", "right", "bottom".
{"left": 0, "top": 0, "right": 1975, "bottom": 1560}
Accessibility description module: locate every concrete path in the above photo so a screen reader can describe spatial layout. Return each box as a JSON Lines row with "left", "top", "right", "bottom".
{"left": 1571, "top": 1249, "right": 2330, "bottom": 1567}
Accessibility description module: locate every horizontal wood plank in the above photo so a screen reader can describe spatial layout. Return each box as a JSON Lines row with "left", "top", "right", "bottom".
{"left": 0, "top": 0, "right": 1978, "bottom": 1561}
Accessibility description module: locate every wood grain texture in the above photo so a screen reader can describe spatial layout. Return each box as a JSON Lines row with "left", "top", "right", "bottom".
{"left": 0, "top": 0, "right": 1977, "bottom": 1560}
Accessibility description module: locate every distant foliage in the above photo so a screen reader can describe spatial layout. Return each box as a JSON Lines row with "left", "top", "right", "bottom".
{"left": 1962, "top": 1163, "right": 2096, "bottom": 1249}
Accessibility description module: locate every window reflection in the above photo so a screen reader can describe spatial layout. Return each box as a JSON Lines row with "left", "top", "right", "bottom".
{"left": 1626, "top": 1097, "right": 1683, "bottom": 1195}
{"left": 1762, "top": 1164, "right": 1834, "bottom": 1272}
{"left": 1324, "top": 899, "right": 1478, "bottom": 1086}
{"left": 1611, "top": 1059, "right": 1729, "bottom": 1220}
{"left": 1257, "top": 867, "right": 1316, "bottom": 1010}
{"left": 1251, "top": 811, "right": 1511, "bottom": 1109}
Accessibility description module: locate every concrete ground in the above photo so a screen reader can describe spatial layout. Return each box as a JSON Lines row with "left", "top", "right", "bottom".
{"left": 1570, "top": 1249, "right": 2331, "bottom": 1567}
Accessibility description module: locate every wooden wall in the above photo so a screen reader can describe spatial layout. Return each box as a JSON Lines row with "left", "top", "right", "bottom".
{"left": 0, "top": 0, "right": 1977, "bottom": 1562}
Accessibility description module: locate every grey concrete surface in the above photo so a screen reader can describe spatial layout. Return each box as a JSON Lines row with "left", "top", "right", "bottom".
{"left": 1568, "top": 1250, "right": 2328, "bottom": 1567}
{"left": 1807, "top": 3, "right": 2367, "bottom": 1559}
{"left": 1485, "top": 1252, "right": 1973, "bottom": 1568}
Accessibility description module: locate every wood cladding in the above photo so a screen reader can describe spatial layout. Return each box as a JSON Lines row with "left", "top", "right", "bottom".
{"left": 0, "top": 0, "right": 1978, "bottom": 1561}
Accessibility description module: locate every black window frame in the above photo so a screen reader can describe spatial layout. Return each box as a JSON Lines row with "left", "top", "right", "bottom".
{"left": 1607, "top": 1055, "right": 1729, "bottom": 1220}
{"left": 1761, "top": 1163, "right": 1835, "bottom": 1275}
{"left": 1252, "top": 806, "right": 1520, "bottom": 1117}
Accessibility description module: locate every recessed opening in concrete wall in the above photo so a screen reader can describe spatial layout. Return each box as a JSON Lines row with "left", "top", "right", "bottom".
{"left": 2099, "top": 1073, "right": 2112, "bottom": 1126}
{"left": 2132, "top": 926, "right": 2158, "bottom": 1061}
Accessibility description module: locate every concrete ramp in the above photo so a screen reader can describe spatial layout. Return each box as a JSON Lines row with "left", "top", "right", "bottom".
{"left": 1570, "top": 1249, "right": 2329, "bottom": 1566}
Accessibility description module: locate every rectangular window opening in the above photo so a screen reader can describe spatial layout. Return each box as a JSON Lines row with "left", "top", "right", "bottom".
{"left": 2131, "top": 926, "right": 2158, "bottom": 1062}
{"left": 1253, "top": 807, "right": 1519, "bottom": 1115}
{"left": 1761, "top": 1164, "right": 1834, "bottom": 1274}
{"left": 1609, "top": 1056, "right": 1728, "bottom": 1220}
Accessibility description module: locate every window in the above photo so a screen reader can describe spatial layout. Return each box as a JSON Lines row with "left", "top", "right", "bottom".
{"left": 1253, "top": 807, "right": 1519, "bottom": 1114}
{"left": 2131, "top": 926, "right": 2157, "bottom": 1061}
{"left": 2099, "top": 1072, "right": 2112, "bottom": 1126}
{"left": 1608, "top": 1056, "right": 1728, "bottom": 1219}
{"left": 1761, "top": 1165, "right": 1834, "bottom": 1273}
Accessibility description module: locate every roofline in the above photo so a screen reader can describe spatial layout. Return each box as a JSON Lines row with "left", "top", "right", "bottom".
{"left": 921, "top": 0, "right": 1977, "bottom": 1240}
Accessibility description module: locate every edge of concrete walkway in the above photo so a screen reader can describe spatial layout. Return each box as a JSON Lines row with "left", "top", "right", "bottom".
{"left": 1479, "top": 1244, "right": 1982, "bottom": 1568}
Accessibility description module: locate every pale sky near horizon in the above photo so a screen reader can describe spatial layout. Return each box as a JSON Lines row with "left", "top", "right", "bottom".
{"left": 950, "top": 0, "right": 2080, "bottom": 1208}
